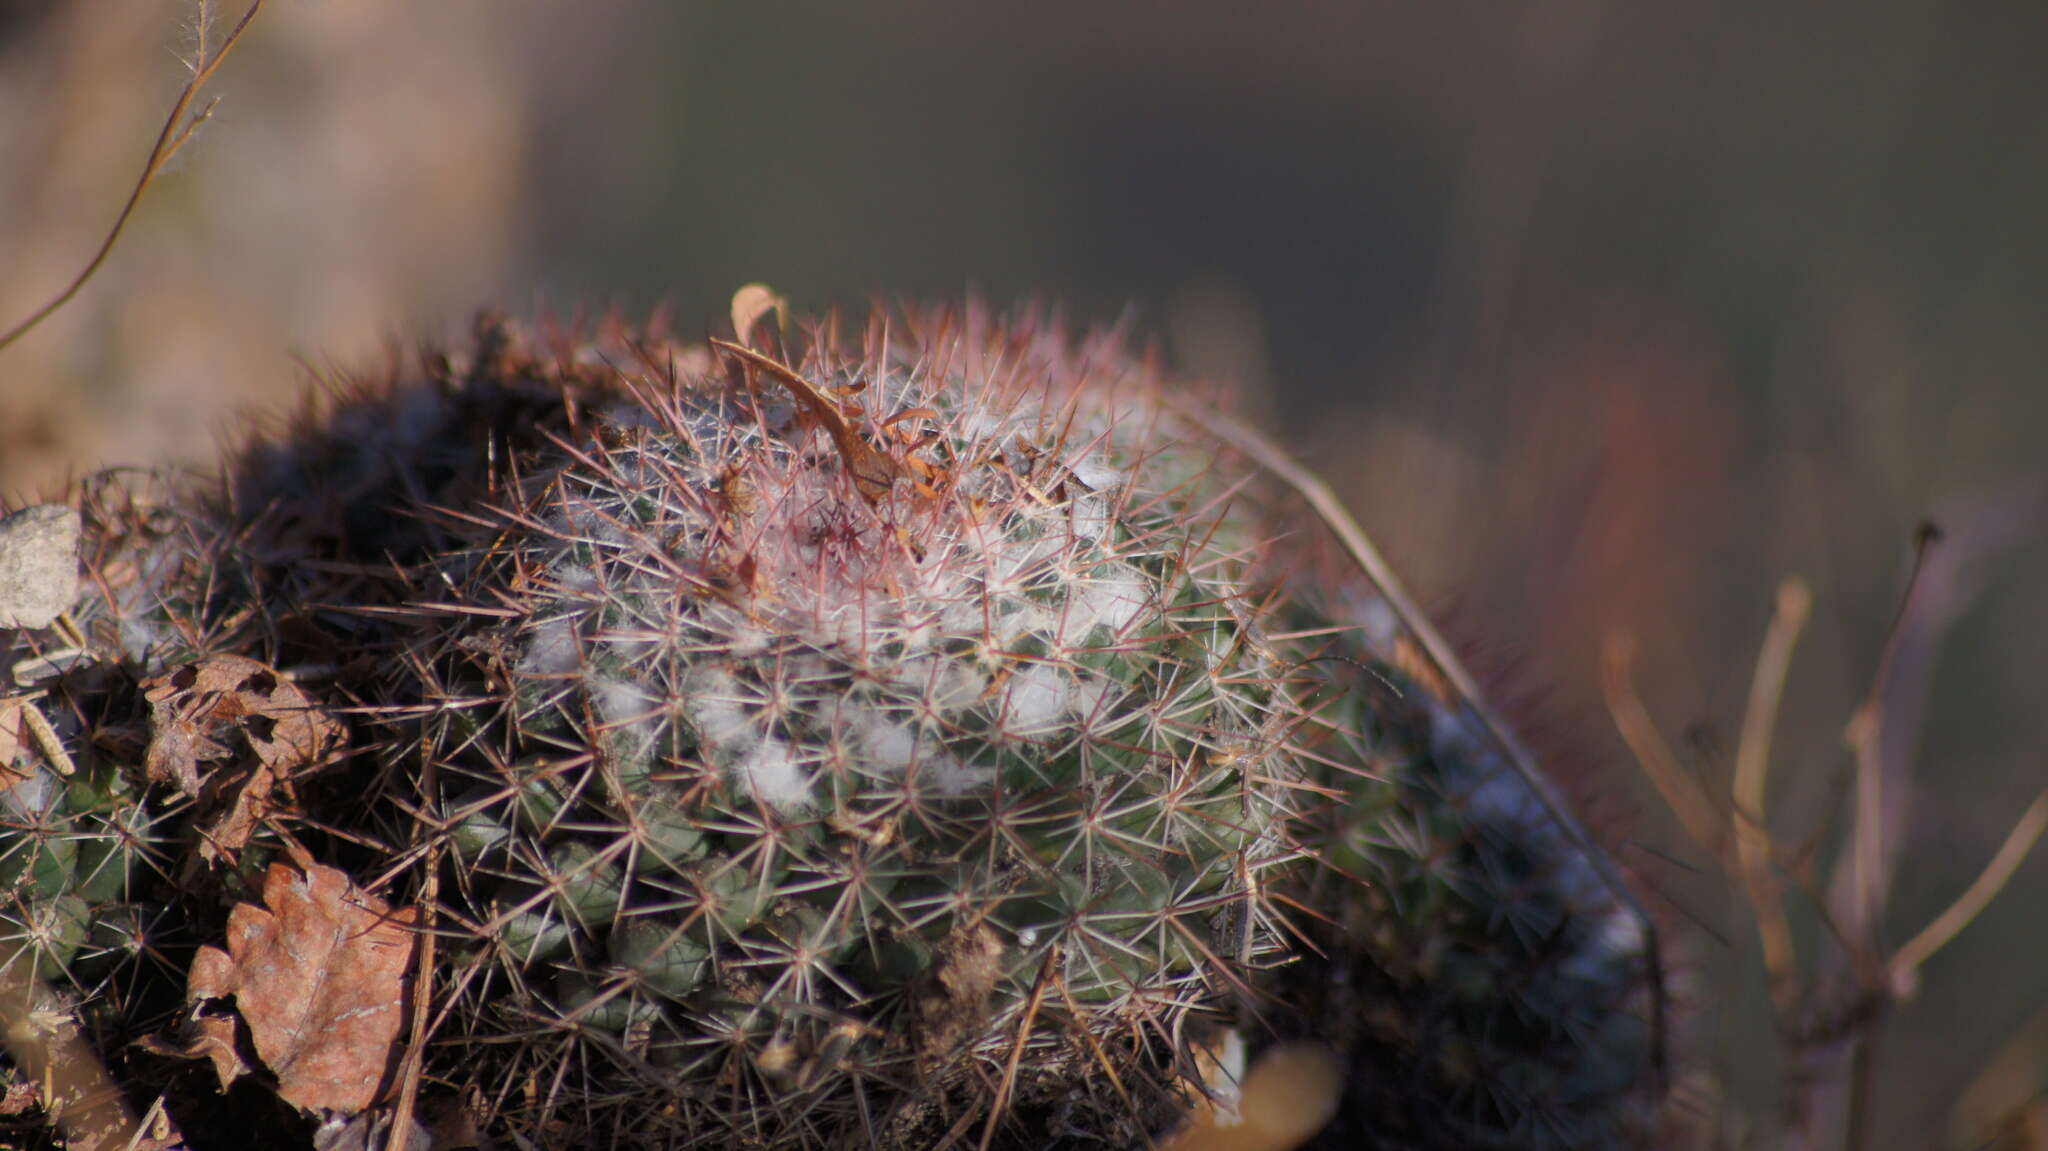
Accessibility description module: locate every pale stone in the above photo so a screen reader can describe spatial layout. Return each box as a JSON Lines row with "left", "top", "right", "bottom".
{"left": 0, "top": 504, "right": 81, "bottom": 629}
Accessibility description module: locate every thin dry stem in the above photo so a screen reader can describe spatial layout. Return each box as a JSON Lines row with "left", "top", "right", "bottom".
{"left": 1602, "top": 635, "right": 1725, "bottom": 857}
{"left": 385, "top": 735, "right": 441, "bottom": 1151}
{"left": 0, "top": 0, "right": 267, "bottom": 355}
{"left": 1888, "top": 786, "right": 2048, "bottom": 993}
{"left": 1607, "top": 559, "right": 2044, "bottom": 1150}
{"left": 1839, "top": 523, "right": 1940, "bottom": 940}
{"left": 978, "top": 944, "right": 1062, "bottom": 1151}
{"left": 1734, "top": 578, "right": 1810, "bottom": 1004}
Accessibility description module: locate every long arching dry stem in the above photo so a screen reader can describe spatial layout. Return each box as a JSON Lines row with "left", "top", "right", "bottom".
{"left": 0, "top": 0, "right": 268, "bottom": 355}
{"left": 1889, "top": 786, "right": 2048, "bottom": 992}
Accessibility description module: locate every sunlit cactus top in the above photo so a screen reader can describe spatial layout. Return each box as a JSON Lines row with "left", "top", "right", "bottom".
{"left": 401, "top": 306, "right": 1319, "bottom": 1145}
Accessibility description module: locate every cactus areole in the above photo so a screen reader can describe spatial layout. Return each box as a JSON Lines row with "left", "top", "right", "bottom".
{"left": 1, "top": 301, "right": 1664, "bottom": 1149}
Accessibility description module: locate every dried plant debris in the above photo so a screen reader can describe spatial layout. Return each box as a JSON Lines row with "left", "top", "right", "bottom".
{"left": 186, "top": 862, "right": 418, "bottom": 1113}
{"left": 912, "top": 921, "right": 1006, "bottom": 1061}
{"left": 0, "top": 698, "right": 31, "bottom": 786}
{"left": 0, "top": 505, "right": 80, "bottom": 630}
{"left": 142, "top": 655, "right": 345, "bottom": 860}
{"left": 138, "top": 1011, "right": 251, "bottom": 1094}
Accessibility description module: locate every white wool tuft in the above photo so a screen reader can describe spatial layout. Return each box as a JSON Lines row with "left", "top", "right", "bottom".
{"left": 1068, "top": 458, "right": 1123, "bottom": 494}
{"left": 550, "top": 563, "right": 600, "bottom": 595}
{"left": 1059, "top": 565, "right": 1150, "bottom": 645}
{"left": 683, "top": 671, "right": 755, "bottom": 745}
{"left": 593, "top": 678, "right": 660, "bottom": 744}
{"left": 736, "top": 737, "right": 814, "bottom": 811}
{"left": 1070, "top": 494, "right": 1111, "bottom": 542}
{"left": 520, "top": 616, "right": 583, "bottom": 674}
{"left": 1002, "top": 664, "right": 1073, "bottom": 734}
{"left": 851, "top": 711, "right": 921, "bottom": 774}
{"left": 925, "top": 755, "right": 994, "bottom": 796}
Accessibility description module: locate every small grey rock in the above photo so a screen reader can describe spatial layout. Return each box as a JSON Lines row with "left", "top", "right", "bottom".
{"left": 0, "top": 504, "right": 81, "bottom": 630}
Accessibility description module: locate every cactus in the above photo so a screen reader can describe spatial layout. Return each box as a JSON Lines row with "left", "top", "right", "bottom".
{"left": 0, "top": 304, "right": 1663, "bottom": 1149}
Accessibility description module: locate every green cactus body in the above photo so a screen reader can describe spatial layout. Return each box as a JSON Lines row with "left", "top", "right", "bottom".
{"left": 1, "top": 721, "right": 157, "bottom": 986}
{"left": 395, "top": 323, "right": 1316, "bottom": 1146}
{"left": 0, "top": 306, "right": 1662, "bottom": 1148}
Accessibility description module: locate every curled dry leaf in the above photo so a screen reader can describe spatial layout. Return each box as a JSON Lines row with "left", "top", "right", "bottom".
{"left": 712, "top": 339, "right": 904, "bottom": 504}
{"left": 187, "top": 862, "right": 419, "bottom": 1114}
{"left": 142, "top": 654, "right": 345, "bottom": 861}
{"left": 137, "top": 1012, "right": 249, "bottom": 1093}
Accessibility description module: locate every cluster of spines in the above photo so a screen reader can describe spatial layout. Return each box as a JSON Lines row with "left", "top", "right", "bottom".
{"left": 0, "top": 307, "right": 1664, "bottom": 1149}
{"left": 0, "top": 706, "right": 175, "bottom": 1024}
{"left": 1274, "top": 641, "right": 1659, "bottom": 1149}
{"left": 375, "top": 321, "right": 1320, "bottom": 1145}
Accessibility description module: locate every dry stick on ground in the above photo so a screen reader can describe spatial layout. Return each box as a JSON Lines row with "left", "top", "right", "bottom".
{"left": 1603, "top": 577, "right": 2048, "bottom": 1150}
{"left": 977, "top": 944, "right": 1062, "bottom": 1151}
{"left": 384, "top": 733, "right": 442, "bottom": 1151}
{"left": 0, "top": 0, "right": 268, "bottom": 355}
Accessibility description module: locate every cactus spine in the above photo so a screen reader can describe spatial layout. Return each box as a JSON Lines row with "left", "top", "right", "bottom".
{"left": 0, "top": 304, "right": 1662, "bottom": 1149}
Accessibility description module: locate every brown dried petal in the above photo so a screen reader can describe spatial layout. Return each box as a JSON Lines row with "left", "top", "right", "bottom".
{"left": 141, "top": 654, "right": 345, "bottom": 859}
{"left": 187, "top": 862, "right": 418, "bottom": 1114}
{"left": 136, "top": 1012, "right": 249, "bottom": 1093}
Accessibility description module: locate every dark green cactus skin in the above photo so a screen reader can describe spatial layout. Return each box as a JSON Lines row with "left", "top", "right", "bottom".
{"left": 0, "top": 308, "right": 1663, "bottom": 1149}
{"left": 1281, "top": 649, "right": 1657, "bottom": 1149}
{"left": 0, "top": 686, "right": 190, "bottom": 1099}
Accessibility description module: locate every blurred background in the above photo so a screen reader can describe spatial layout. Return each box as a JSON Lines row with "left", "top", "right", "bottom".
{"left": 2, "top": 2, "right": 2043, "bottom": 1145}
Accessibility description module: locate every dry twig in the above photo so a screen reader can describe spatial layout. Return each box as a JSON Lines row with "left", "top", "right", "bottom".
{"left": 1605, "top": 555, "right": 2048, "bottom": 1148}
{"left": 0, "top": 0, "right": 268, "bottom": 355}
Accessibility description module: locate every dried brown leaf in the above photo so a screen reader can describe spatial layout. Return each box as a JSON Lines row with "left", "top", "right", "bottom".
{"left": 1162, "top": 1042, "right": 1343, "bottom": 1151}
{"left": 136, "top": 1012, "right": 250, "bottom": 1093}
{"left": 142, "top": 654, "right": 344, "bottom": 860}
{"left": 188, "top": 862, "right": 418, "bottom": 1114}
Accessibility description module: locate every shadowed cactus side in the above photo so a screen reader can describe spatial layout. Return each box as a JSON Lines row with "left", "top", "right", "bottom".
{"left": 0, "top": 303, "right": 1663, "bottom": 1149}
